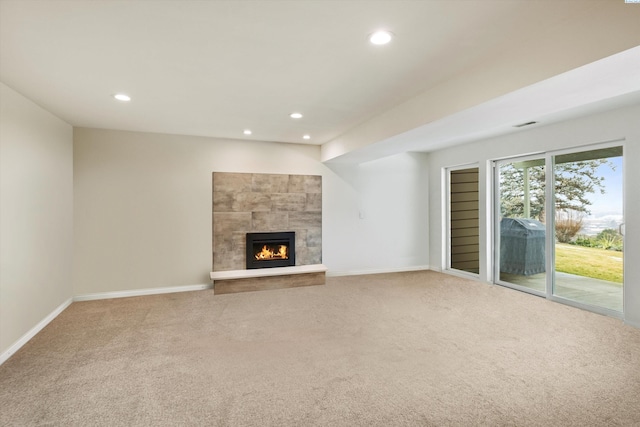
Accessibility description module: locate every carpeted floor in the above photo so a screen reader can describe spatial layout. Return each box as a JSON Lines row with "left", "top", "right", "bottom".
{"left": 2, "top": 270, "right": 640, "bottom": 426}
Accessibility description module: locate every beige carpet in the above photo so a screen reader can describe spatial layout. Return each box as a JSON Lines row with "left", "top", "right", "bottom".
{"left": 2, "top": 270, "right": 640, "bottom": 426}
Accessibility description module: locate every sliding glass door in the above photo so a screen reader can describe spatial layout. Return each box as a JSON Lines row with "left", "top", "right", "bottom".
{"left": 495, "top": 155, "right": 547, "bottom": 295}
{"left": 552, "top": 146, "right": 624, "bottom": 312}
{"left": 494, "top": 144, "right": 624, "bottom": 315}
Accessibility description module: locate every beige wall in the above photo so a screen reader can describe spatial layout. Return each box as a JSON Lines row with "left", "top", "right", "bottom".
{"left": 1, "top": 119, "right": 430, "bottom": 361}
{"left": 0, "top": 83, "right": 73, "bottom": 358}
{"left": 73, "top": 128, "right": 431, "bottom": 296}
{"left": 73, "top": 129, "right": 322, "bottom": 295}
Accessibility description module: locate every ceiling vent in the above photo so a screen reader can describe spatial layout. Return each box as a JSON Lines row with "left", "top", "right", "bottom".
{"left": 513, "top": 121, "right": 538, "bottom": 128}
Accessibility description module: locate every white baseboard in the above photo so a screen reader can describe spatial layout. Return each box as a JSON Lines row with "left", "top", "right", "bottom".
{"left": 326, "top": 265, "right": 430, "bottom": 277}
{"left": 73, "top": 283, "right": 212, "bottom": 302}
{"left": 440, "top": 268, "right": 481, "bottom": 282}
{"left": 1, "top": 284, "right": 213, "bottom": 366}
{"left": 3, "top": 277, "right": 636, "bottom": 366}
{"left": 0, "top": 297, "right": 72, "bottom": 366}
{"left": 624, "top": 318, "right": 640, "bottom": 329}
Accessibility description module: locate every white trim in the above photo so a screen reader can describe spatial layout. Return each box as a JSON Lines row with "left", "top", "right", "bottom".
{"left": 0, "top": 298, "right": 72, "bottom": 366}
{"left": 441, "top": 166, "right": 449, "bottom": 272}
{"left": 441, "top": 268, "right": 495, "bottom": 287}
{"left": 326, "top": 265, "right": 430, "bottom": 277}
{"left": 545, "top": 151, "right": 554, "bottom": 297}
{"left": 73, "top": 283, "right": 212, "bottom": 302}
{"left": 483, "top": 159, "right": 494, "bottom": 283}
{"left": 3, "top": 271, "right": 635, "bottom": 368}
{"left": 548, "top": 294, "right": 623, "bottom": 319}
{"left": 210, "top": 264, "right": 327, "bottom": 281}
{"left": 444, "top": 162, "right": 480, "bottom": 275}
{"left": 624, "top": 318, "right": 640, "bottom": 329}
{"left": 442, "top": 268, "right": 480, "bottom": 281}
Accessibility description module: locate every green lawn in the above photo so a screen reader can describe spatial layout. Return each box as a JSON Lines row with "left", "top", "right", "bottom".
{"left": 555, "top": 243, "right": 623, "bottom": 284}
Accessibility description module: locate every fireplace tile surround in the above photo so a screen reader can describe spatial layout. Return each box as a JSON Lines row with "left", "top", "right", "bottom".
{"left": 212, "top": 172, "right": 322, "bottom": 272}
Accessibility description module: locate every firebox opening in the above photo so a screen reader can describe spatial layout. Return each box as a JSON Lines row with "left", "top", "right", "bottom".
{"left": 246, "top": 232, "right": 295, "bottom": 269}
{"left": 254, "top": 243, "right": 289, "bottom": 261}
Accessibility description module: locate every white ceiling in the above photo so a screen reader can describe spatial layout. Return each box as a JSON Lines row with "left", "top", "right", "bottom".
{"left": 1, "top": 0, "right": 639, "bottom": 162}
{"left": 335, "top": 46, "right": 640, "bottom": 163}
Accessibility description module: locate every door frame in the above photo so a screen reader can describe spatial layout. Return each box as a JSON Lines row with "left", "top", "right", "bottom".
{"left": 492, "top": 152, "right": 547, "bottom": 297}
{"left": 546, "top": 141, "right": 625, "bottom": 318}
{"left": 492, "top": 140, "right": 625, "bottom": 318}
{"left": 444, "top": 163, "right": 480, "bottom": 278}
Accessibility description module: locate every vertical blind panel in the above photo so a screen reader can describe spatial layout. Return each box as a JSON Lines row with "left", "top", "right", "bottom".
{"left": 450, "top": 167, "right": 480, "bottom": 274}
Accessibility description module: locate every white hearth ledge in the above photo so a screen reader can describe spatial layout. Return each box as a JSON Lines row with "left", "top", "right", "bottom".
{"left": 211, "top": 264, "right": 327, "bottom": 281}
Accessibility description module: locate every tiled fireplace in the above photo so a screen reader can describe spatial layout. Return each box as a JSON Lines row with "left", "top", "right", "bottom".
{"left": 212, "top": 172, "right": 322, "bottom": 273}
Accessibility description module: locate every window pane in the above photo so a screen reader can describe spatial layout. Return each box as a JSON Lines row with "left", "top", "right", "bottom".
{"left": 497, "top": 159, "right": 546, "bottom": 292}
{"left": 553, "top": 147, "right": 623, "bottom": 312}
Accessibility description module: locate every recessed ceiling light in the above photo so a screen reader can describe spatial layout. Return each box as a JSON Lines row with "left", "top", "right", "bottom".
{"left": 369, "top": 30, "right": 393, "bottom": 45}
{"left": 113, "top": 93, "right": 131, "bottom": 102}
{"left": 303, "top": 135, "right": 311, "bottom": 140}
{"left": 290, "top": 112, "right": 303, "bottom": 119}
{"left": 243, "top": 129, "right": 252, "bottom": 135}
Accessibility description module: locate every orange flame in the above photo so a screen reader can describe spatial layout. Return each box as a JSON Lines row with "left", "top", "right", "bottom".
{"left": 255, "top": 244, "right": 288, "bottom": 260}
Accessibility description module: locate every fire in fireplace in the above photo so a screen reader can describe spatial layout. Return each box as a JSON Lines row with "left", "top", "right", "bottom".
{"left": 246, "top": 231, "right": 295, "bottom": 269}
